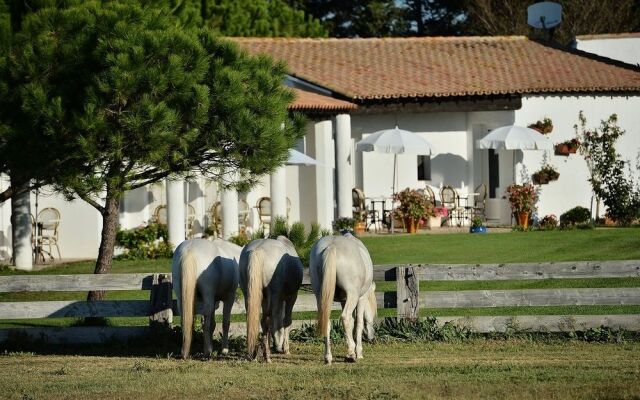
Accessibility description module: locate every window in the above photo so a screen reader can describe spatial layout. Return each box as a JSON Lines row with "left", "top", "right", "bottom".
{"left": 417, "top": 155, "right": 431, "bottom": 181}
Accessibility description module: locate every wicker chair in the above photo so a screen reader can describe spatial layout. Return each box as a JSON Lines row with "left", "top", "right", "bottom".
{"left": 473, "top": 183, "right": 488, "bottom": 220}
{"left": 440, "top": 186, "right": 464, "bottom": 226}
{"left": 37, "top": 207, "right": 61, "bottom": 260}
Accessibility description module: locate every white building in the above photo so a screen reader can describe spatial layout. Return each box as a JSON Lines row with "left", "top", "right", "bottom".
{"left": 1, "top": 35, "right": 639, "bottom": 263}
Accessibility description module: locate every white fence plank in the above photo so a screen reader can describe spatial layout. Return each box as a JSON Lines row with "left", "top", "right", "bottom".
{"left": 421, "top": 288, "right": 640, "bottom": 308}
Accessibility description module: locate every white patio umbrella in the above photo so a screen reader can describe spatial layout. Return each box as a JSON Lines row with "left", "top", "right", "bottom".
{"left": 476, "top": 125, "right": 553, "bottom": 185}
{"left": 476, "top": 125, "right": 553, "bottom": 150}
{"left": 356, "top": 126, "right": 435, "bottom": 233}
{"left": 286, "top": 149, "right": 317, "bottom": 166}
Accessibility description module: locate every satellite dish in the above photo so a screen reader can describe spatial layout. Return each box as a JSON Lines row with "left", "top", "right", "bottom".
{"left": 527, "top": 1, "right": 562, "bottom": 29}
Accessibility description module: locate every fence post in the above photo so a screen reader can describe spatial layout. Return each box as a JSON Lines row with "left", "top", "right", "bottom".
{"left": 149, "top": 273, "right": 173, "bottom": 328}
{"left": 396, "top": 265, "right": 419, "bottom": 320}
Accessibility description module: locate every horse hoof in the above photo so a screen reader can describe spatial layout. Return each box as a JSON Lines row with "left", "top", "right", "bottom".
{"left": 265, "top": 358, "right": 272, "bottom": 364}
{"left": 345, "top": 355, "right": 357, "bottom": 363}
{"left": 324, "top": 358, "right": 332, "bottom": 365}
{"left": 220, "top": 348, "right": 229, "bottom": 355}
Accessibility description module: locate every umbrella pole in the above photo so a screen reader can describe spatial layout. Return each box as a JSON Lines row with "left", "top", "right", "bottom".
{"left": 391, "top": 154, "right": 397, "bottom": 234}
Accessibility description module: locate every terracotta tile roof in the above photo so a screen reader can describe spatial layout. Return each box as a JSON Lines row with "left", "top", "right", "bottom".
{"left": 289, "top": 88, "right": 357, "bottom": 111}
{"left": 233, "top": 36, "right": 640, "bottom": 101}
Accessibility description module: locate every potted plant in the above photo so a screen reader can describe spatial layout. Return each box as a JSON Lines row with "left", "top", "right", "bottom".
{"left": 555, "top": 138, "right": 580, "bottom": 155}
{"left": 528, "top": 117, "right": 553, "bottom": 135}
{"left": 393, "top": 188, "right": 433, "bottom": 233}
{"left": 504, "top": 183, "right": 538, "bottom": 229}
{"left": 531, "top": 164, "right": 560, "bottom": 185}
{"left": 469, "top": 216, "right": 487, "bottom": 233}
{"left": 427, "top": 206, "right": 449, "bottom": 229}
{"left": 332, "top": 217, "right": 357, "bottom": 234}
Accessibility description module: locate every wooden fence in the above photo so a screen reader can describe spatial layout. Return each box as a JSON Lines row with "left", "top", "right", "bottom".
{"left": 0, "top": 260, "right": 639, "bottom": 344}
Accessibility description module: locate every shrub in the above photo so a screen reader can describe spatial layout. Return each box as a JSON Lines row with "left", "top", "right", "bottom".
{"left": 332, "top": 217, "right": 356, "bottom": 232}
{"left": 115, "top": 222, "right": 172, "bottom": 260}
{"left": 559, "top": 206, "right": 591, "bottom": 228}
{"left": 267, "top": 217, "right": 328, "bottom": 267}
{"left": 538, "top": 214, "right": 558, "bottom": 230}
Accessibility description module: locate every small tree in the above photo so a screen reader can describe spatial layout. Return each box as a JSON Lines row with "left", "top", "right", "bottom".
{"left": 9, "top": 1, "right": 304, "bottom": 299}
{"left": 576, "top": 112, "right": 640, "bottom": 226}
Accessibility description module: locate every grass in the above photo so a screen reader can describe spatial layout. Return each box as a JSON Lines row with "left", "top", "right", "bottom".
{"left": 360, "top": 228, "right": 640, "bottom": 264}
{"left": 1, "top": 341, "right": 639, "bottom": 399}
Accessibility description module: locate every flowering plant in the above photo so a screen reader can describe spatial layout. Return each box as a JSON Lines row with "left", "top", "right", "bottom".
{"left": 505, "top": 183, "right": 538, "bottom": 214}
{"left": 539, "top": 214, "right": 558, "bottom": 230}
{"left": 528, "top": 117, "right": 553, "bottom": 134}
{"left": 433, "top": 207, "right": 449, "bottom": 217}
{"left": 393, "top": 187, "right": 434, "bottom": 221}
{"left": 557, "top": 138, "right": 581, "bottom": 150}
{"left": 532, "top": 164, "right": 559, "bottom": 184}
{"left": 332, "top": 217, "right": 356, "bottom": 232}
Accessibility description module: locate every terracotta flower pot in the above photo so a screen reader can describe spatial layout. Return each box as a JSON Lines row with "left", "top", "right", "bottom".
{"left": 517, "top": 212, "right": 529, "bottom": 229}
{"left": 403, "top": 217, "right": 419, "bottom": 234}
{"left": 555, "top": 144, "right": 570, "bottom": 156}
{"left": 354, "top": 221, "right": 366, "bottom": 234}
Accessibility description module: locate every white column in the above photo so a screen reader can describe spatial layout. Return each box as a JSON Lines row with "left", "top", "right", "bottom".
{"left": 314, "top": 119, "right": 334, "bottom": 230}
{"left": 166, "top": 179, "right": 185, "bottom": 249}
{"left": 11, "top": 187, "right": 32, "bottom": 270}
{"left": 221, "top": 188, "right": 239, "bottom": 239}
{"left": 335, "top": 114, "right": 353, "bottom": 218}
{"left": 270, "top": 166, "right": 287, "bottom": 226}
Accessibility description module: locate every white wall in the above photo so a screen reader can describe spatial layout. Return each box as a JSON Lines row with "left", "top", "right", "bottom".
{"left": 516, "top": 94, "right": 640, "bottom": 220}
{"left": 574, "top": 37, "right": 640, "bottom": 67}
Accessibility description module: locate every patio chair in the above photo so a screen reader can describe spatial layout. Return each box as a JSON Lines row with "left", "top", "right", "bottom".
{"left": 422, "top": 186, "right": 437, "bottom": 208}
{"left": 440, "top": 186, "right": 464, "bottom": 226}
{"left": 256, "top": 196, "right": 272, "bottom": 232}
{"left": 210, "top": 201, "right": 223, "bottom": 237}
{"left": 238, "top": 199, "right": 250, "bottom": 234}
{"left": 37, "top": 207, "right": 61, "bottom": 260}
{"left": 153, "top": 205, "right": 167, "bottom": 225}
{"left": 186, "top": 204, "right": 196, "bottom": 238}
{"left": 473, "top": 183, "right": 488, "bottom": 220}
{"left": 352, "top": 188, "right": 379, "bottom": 231}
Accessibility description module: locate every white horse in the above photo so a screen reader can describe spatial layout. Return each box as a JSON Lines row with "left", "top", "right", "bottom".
{"left": 310, "top": 234, "right": 377, "bottom": 364}
{"left": 172, "top": 238, "right": 242, "bottom": 359}
{"left": 239, "top": 236, "right": 303, "bottom": 362}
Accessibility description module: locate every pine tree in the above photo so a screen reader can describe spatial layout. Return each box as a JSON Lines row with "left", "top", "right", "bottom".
{"left": 8, "top": 1, "right": 303, "bottom": 296}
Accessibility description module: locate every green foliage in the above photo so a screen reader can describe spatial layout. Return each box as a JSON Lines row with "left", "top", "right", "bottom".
{"left": 115, "top": 223, "right": 172, "bottom": 260}
{"left": 471, "top": 216, "right": 484, "bottom": 229}
{"left": 538, "top": 214, "right": 558, "bottom": 230}
{"left": 577, "top": 112, "right": 640, "bottom": 226}
{"left": 559, "top": 206, "right": 591, "bottom": 229}
{"left": 376, "top": 317, "right": 472, "bottom": 342}
{"left": 267, "top": 218, "right": 326, "bottom": 267}
{"left": 167, "top": 0, "right": 327, "bottom": 37}
{"left": 332, "top": 217, "right": 355, "bottom": 232}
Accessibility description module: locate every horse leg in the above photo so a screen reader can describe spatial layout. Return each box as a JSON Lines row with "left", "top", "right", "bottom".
{"left": 355, "top": 296, "right": 367, "bottom": 359}
{"left": 261, "top": 299, "right": 272, "bottom": 363}
{"left": 202, "top": 301, "right": 215, "bottom": 358}
{"left": 341, "top": 295, "right": 358, "bottom": 362}
{"left": 270, "top": 293, "right": 286, "bottom": 353}
{"left": 282, "top": 294, "right": 296, "bottom": 355}
{"left": 220, "top": 293, "right": 234, "bottom": 355}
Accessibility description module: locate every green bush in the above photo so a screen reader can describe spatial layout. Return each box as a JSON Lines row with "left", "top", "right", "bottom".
{"left": 267, "top": 217, "right": 328, "bottom": 267}
{"left": 115, "top": 223, "right": 172, "bottom": 260}
{"left": 559, "top": 206, "right": 591, "bottom": 228}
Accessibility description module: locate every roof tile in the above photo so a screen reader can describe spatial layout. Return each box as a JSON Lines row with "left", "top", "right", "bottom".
{"left": 233, "top": 36, "right": 640, "bottom": 101}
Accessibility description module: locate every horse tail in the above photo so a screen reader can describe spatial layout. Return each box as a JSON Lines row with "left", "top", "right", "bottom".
{"left": 317, "top": 246, "right": 337, "bottom": 338}
{"left": 368, "top": 282, "right": 378, "bottom": 319}
{"left": 179, "top": 248, "right": 198, "bottom": 359}
{"left": 246, "top": 248, "right": 264, "bottom": 359}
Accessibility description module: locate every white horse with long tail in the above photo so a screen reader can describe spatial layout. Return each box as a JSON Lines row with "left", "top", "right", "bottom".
{"left": 239, "top": 236, "right": 303, "bottom": 362}
{"left": 172, "top": 238, "right": 242, "bottom": 359}
{"left": 310, "top": 234, "right": 377, "bottom": 364}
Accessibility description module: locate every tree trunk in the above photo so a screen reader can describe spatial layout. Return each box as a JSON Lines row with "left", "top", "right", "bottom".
{"left": 87, "top": 194, "right": 120, "bottom": 302}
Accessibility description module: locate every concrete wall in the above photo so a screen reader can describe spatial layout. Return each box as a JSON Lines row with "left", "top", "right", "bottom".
{"left": 516, "top": 94, "right": 640, "bottom": 220}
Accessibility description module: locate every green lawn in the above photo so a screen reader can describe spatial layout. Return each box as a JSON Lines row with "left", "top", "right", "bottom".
{"left": 360, "top": 227, "right": 640, "bottom": 264}
{"left": 1, "top": 341, "right": 639, "bottom": 399}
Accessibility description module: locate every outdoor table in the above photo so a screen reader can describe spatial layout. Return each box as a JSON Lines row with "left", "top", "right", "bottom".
{"left": 366, "top": 197, "right": 393, "bottom": 231}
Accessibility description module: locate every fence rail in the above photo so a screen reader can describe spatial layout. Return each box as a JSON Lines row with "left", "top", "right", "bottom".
{"left": 0, "top": 260, "right": 638, "bottom": 343}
